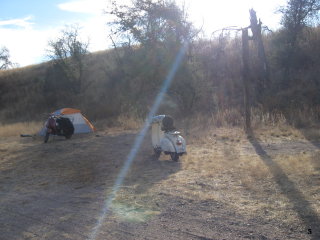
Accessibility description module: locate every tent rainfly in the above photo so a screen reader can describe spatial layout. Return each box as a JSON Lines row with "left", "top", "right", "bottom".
{"left": 39, "top": 108, "right": 96, "bottom": 136}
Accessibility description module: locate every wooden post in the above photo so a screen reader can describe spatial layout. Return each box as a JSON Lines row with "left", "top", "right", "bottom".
{"left": 242, "top": 28, "right": 251, "bottom": 130}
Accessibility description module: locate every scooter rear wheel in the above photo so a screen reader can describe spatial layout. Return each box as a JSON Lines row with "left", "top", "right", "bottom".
{"left": 170, "top": 153, "right": 179, "bottom": 162}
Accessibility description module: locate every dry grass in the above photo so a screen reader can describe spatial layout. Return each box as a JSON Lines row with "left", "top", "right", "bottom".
{"left": 299, "top": 127, "right": 320, "bottom": 141}
{"left": 88, "top": 115, "right": 145, "bottom": 133}
{"left": 1, "top": 116, "right": 319, "bottom": 238}
{"left": 253, "top": 125, "right": 303, "bottom": 142}
{"left": 116, "top": 115, "right": 144, "bottom": 130}
{"left": 0, "top": 121, "right": 41, "bottom": 137}
{"left": 278, "top": 152, "right": 317, "bottom": 176}
{"left": 211, "top": 109, "right": 244, "bottom": 127}
{"left": 182, "top": 110, "right": 292, "bottom": 142}
{"left": 148, "top": 121, "right": 320, "bottom": 230}
{"left": 210, "top": 108, "right": 289, "bottom": 128}
{"left": 111, "top": 116, "right": 320, "bottom": 225}
{"left": 1, "top": 115, "right": 319, "bottom": 225}
{"left": 187, "top": 108, "right": 318, "bottom": 132}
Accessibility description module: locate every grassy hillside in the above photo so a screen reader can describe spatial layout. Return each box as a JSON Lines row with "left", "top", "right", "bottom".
{"left": 1, "top": 28, "right": 320, "bottom": 128}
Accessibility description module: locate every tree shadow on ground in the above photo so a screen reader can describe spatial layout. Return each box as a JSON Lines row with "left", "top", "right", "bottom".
{"left": 246, "top": 127, "right": 320, "bottom": 239}
{"left": 0, "top": 131, "right": 181, "bottom": 239}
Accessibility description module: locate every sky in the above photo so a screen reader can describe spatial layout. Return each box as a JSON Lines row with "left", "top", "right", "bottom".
{"left": 0, "top": 0, "right": 287, "bottom": 67}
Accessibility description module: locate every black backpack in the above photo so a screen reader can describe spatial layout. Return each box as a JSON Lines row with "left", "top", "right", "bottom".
{"left": 56, "top": 117, "right": 74, "bottom": 136}
{"left": 162, "top": 115, "right": 175, "bottom": 132}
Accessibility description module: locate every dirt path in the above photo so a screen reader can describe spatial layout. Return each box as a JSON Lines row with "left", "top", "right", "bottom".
{"left": 0, "top": 128, "right": 319, "bottom": 240}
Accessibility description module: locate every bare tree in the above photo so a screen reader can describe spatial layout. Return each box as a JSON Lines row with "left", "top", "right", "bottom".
{"left": 0, "top": 47, "right": 13, "bottom": 70}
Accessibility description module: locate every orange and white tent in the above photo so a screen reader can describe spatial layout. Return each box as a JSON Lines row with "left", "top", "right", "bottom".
{"left": 39, "top": 108, "right": 96, "bottom": 136}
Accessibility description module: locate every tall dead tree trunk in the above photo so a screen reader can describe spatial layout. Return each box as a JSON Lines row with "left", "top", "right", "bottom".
{"left": 250, "top": 9, "right": 270, "bottom": 90}
{"left": 242, "top": 28, "right": 251, "bottom": 130}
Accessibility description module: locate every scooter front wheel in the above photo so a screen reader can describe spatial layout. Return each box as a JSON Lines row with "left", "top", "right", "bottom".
{"left": 170, "top": 152, "right": 179, "bottom": 162}
{"left": 65, "top": 134, "right": 72, "bottom": 139}
{"left": 153, "top": 148, "right": 161, "bottom": 159}
{"left": 44, "top": 132, "right": 50, "bottom": 143}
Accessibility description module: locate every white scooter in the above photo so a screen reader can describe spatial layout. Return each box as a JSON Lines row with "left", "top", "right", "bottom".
{"left": 151, "top": 115, "right": 186, "bottom": 161}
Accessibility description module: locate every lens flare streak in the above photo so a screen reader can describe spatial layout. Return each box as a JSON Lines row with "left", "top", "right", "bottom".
{"left": 88, "top": 41, "right": 188, "bottom": 240}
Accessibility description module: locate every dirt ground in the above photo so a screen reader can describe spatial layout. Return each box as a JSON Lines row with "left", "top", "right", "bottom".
{"left": 0, "top": 126, "right": 319, "bottom": 240}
